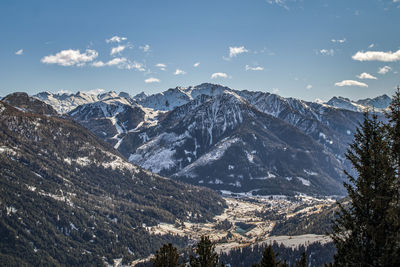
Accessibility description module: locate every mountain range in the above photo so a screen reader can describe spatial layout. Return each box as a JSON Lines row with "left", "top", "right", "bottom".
{"left": 34, "top": 83, "right": 389, "bottom": 196}
{"left": 0, "top": 93, "right": 225, "bottom": 265}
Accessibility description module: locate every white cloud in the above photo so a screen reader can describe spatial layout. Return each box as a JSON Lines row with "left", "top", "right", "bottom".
{"left": 106, "top": 36, "right": 127, "bottom": 43}
{"left": 357, "top": 72, "right": 377, "bottom": 80}
{"left": 92, "top": 61, "right": 106, "bottom": 67}
{"left": 306, "top": 84, "right": 313, "bottom": 89}
{"left": 369, "top": 43, "right": 375, "bottom": 48}
{"left": 92, "top": 58, "right": 145, "bottom": 71}
{"left": 110, "top": 45, "right": 126, "bottom": 55}
{"left": 193, "top": 62, "right": 200, "bottom": 67}
{"left": 378, "top": 66, "right": 392, "bottom": 74}
{"left": 106, "top": 57, "right": 127, "bottom": 66}
{"left": 174, "top": 69, "right": 186, "bottom": 75}
{"left": 331, "top": 38, "right": 346, "bottom": 43}
{"left": 145, "top": 77, "right": 160, "bottom": 83}
{"left": 245, "top": 65, "right": 264, "bottom": 71}
{"left": 272, "top": 88, "right": 279, "bottom": 94}
{"left": 319, "top": 49, "right": 335, "bottom": 56}
{"left": 155, "top": 63, "right": 166, "bottom": 71}
{"left": 125, "top": 61, "right": 146, "bottom": 71}
{"left": 211, "top": 72, "right": 228, "bottom": 79}
{"left": 267, "top": 0, "right": 288, "bottom": 9}
{"left": 352, "top": 49, "right": 400, "bottom": 62}
{"left": 92, "top": 57, "right": 127, "bottom": 67}
{"left": 15, "top": 49, "right": 23, "bottom": 55}
{"left": 140, "top": 44, "right": 150, "bottom": 52}
{"left": 334, "top": 80, "right": 368, "bottom": 87}
{"left": 41, "top": 49, "right": 98, "bottom": 66}
{"left": 229, "top": 46, "right": 248, "bottom": 57}
{"left": 84, "top": 88, "right": 105, "bottom": 95}
{"left": 56, "top": 89, "right": 72, "bottom": 94}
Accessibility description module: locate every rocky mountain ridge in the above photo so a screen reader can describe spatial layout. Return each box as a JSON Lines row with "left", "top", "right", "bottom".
{"left": 33, "top": 84, "right": 389, "bottom": 196}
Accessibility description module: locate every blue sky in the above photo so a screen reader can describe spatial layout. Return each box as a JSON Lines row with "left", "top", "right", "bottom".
{"left": 0, "top": 0, "right": 399, "bottom": 101}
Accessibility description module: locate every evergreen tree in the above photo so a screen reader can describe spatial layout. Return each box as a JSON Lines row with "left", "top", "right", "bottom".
{"left": 295, "top": 252, "right": 307, "bottom": 267}
{"left": 189, "top": 236, "right": 219, "bottom": 267}
{"left": 384, "top": 87, "right": 400, "bottom": 265}
{"left": 260, "top": 245, "right": 278, "bottom": 267}
{"left": 153, "top": 243, "right": 180, "bottom": 267}
{"left": 331, "top": 112, "right": 396, "bottom": 266}
{"left": 253, "top": 244, "right": 283, "bottom": 267}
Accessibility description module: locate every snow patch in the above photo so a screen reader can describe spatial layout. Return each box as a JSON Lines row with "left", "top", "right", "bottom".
{"left": 303, "top": 169, "right": 318, "bottom": 176}
{"left": 296, "top": 177, "right": 311, "bottom": 186}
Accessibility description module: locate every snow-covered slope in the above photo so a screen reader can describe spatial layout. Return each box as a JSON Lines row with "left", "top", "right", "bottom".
{"left": 68, "top": 96, "right": 163, "bottom": 148}
{"left": 123, "top": 91, "right": 348, "bottom": 195}
{"left": 325, "top": 94, "right": 391, "bottom": 112}
{"left": 34, "top": 90, "right": 130, "bottom": 113}
{"left": 36, "top": 83, "right": 389, "bottom": 195}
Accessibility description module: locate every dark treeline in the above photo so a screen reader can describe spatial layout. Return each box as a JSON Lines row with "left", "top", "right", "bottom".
{"left": 220, "top": 241, "right": 335, "bottom": 267}
{"left": 146, "top": 236, "right": 333, "bottom": 267}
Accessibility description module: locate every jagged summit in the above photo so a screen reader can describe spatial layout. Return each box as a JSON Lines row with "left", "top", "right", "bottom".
{"left": 2, "top": 92, "right": 58, "bottom": 115}
{"left": 30, "top": 83, "right": 390, "bottom": 196}
{"left": 325, "top": 94, "right": 391, "bottom": 112}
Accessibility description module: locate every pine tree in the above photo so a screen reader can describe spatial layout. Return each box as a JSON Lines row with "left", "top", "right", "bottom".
{"left": 384, "top": 87, "right": 400, "bottom": 265}
{"left": 252, "top": 245, "right": 280, "bottom": 267}
{"left": 189, "top": 235, "right": 219, "bottom": 267}
{"left": 260, "top": 245, "right": 278, "bottom": 267}
{"left": 295, "top": 252, "right": 307, "bottom": 267}
{"left": 331, "top": 112, "right": 396, "bottom": 266}
{"left": 153, "top": 243, "right": 180, "bottom": 267}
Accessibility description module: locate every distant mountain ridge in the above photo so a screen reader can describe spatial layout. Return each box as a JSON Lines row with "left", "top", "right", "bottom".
{"left": 325, "top": 94, "right": 391, "bottom": 112}
{"left": 33, "top": 84, "right": 389, "bottom": 196}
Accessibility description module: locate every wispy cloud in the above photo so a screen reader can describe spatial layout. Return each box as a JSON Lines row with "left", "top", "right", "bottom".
{"left": 41, "top": 49, "right": 98, "bottom": 66}
{"left": 56, "top": 89, "right": 72, "bottom": 94}
{"left": 106, "top": 36, "right": 127, "bottom": 43}
{"left": 229, "top": 46, "right": 248, "bottom": 58}
{"left": 125, "top": 61, "right": 146, "bottom": 71}
{"left": 145, "top": 77, "right": 160, "bottom": 83}
{"left": 211, "top": 72, "right": 228, "bottom": 79}
{"left": 357, "top": 72, "right": 377, "bottom": 80}
{"left": 92, "top": 57, "right": 127, "bottom": 67}
{"left": 174, "top": 69, "right": 186, "bottom": 75}
{"left": 266, "top": 0, "right": 288, "bottom": 10}
{"left": 92, "top": 57, "right": 145, "bottom": 71}
{"left": 15, "top": 49, "right": 23, "bottom": 55}
{"left": 245, "top": 65, "right": 264, "bottom": 71}
{"left": 334, "top": 80, "right": 368, "bottom": 87}
{"left": 352, "top": 49, "right": 400, "bottom": 62}
{"left": 378, "top": 66, "right": 392, "bottom": 74}
{"left": 84, "top": 88, "right": 105, "bottom": 95}
{"left": 140, "top": 44, "right": 150, "bottom": 52}
{"left": 331, "top": 38, "right": 346, "bottom": 43}
{"left": 193, "top": 62, "right": 200, "bottom": 67}
{"left": 110, "top": 45, "right": 126, "bottom": 56}
{"left": 155, "top": 63, "right": 166, "bottom": 71}
{"left": 318, "top": 49, "right": 335, "bottom": 56}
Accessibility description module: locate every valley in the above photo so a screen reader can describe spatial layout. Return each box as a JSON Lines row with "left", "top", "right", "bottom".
{"left": 149, "top": 194, "right": 334, "bottom": 253}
